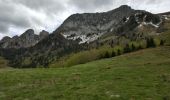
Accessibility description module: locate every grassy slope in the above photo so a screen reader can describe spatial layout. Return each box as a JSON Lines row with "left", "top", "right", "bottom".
{"left": 0, "top": 46, "right": 170, "bottom": 100}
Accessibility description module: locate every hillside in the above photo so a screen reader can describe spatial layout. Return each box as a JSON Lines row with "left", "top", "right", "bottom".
{"left": 0, "top": 57, "right": 9, "bottom": 68}
{"left": 0, "top": 46, "right": 170, "bottom": 100}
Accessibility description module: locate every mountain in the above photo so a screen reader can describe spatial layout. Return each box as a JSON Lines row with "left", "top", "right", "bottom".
{"left": 0, "top": 5, "right": 169, "bottom": 68}
{"left": 0, "top": 29, "right": 49, "bottom": 49}
{"left": 0, "top": 5, "right": 162, "bottom": 49}
{"left": 56, "top": 5, "right": 134, "bottom": 44}
{"left": 56, "top": 5, "right": 162, "bottom": 44}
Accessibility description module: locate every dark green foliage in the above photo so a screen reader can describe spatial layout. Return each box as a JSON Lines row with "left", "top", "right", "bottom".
{"left": 53, "top": 37, "right": 165, "bottom": 68}
{"left": 111, "top": 51, "right": 116, "bottom": 57}
{"left": 147, "top": 38, "right": 155, "bottom": 47}
{"left": 117, "top": 49, "right": 121, "bottom": 55}
{"left": 146, "top": 37, "right": 163, "bottom": 48}
{"left": 131, "top": 43, "right": 136, "bottom": 51}
{"left": 124, "top": 44, "right": 131, "bottom": 53}
{"left": 153, "top": 38, "right": 161, "bottom": 47}
{"left": 160, "top": 39, "right": 165, "bottom": 45}
{"left": 104, "top": 51, "right": 110, "bottom": 58}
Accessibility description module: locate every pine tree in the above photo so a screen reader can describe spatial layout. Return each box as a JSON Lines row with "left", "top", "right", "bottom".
{"left": 124, "top": 44, "right": 130, "bottom": 53}
{"left": 117, "top": 49, "right": 121, "bottom": 55}
{"left": 112, "top": 51, "right": 116, "bottom": 57}
{"left": 104, "top": 51, "right": 110, "bottom": 58}
{"left": 132, "top": 43, "right": 136, "bottom": 51}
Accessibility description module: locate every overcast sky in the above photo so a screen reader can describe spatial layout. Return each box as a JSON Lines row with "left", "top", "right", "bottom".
{"left": 0, "top": 0, "right": 170, "bottom": 39}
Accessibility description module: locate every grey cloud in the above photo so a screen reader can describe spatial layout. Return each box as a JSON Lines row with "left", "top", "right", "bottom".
{"left": 145, "top": 0, "right": 160, "bottom": 4}
{"left": 0, "top": 1, "right": 32, "bottom": 33}
{"left": 68, "top": 0, "right": 114, "bottom": 12}
{"left": 0, "top": 0, "right": 68, "bottom": 36}
{"left": 0, "top": 0, "right": 170, "bottom": 39}
{"left": 14, "top": 0, "right": 66, "bottom": 14}
{"left": 0, "top": 23, "right": 8, "bottom": 33}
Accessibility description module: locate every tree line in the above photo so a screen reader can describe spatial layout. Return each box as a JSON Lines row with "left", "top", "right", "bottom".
{"left": 50, "top": 37, "right": 164, "bottom": 68}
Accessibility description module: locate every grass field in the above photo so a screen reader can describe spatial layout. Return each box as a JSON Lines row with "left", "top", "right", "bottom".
{"left": 0, "top": 46, "right": 170, "bottom": 100}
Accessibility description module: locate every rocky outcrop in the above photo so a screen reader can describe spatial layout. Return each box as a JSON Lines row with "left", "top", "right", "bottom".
{"left": 56, "top": 5, "right": 134, "bottom": 44}
{"left": 56, "top": 5, "right": 162, "bottom": 44}
{"left": 0, "top": 29, "right": 49, "bottom": 49}
{"left": 40, "top": 30, "right": 49, "bottom": 40}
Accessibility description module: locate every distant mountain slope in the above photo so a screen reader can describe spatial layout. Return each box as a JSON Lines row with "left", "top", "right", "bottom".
{"left": 9, "top": 33, "right": 83, "bottom": 67}
{"left": 0, "top": 29, "right": 49, "bottom": 49}
{"left": 57, "top": 5, "right": 161, "bottom": 44}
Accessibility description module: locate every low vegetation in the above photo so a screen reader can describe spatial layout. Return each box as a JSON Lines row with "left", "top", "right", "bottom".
{"left": 0, "top": 57, "right": 9, "bottom": 68}
{"left": 51, "top": 37, "right": 164, "bottom": 68}
{"left": 0, "top": 46, "right": 170, "bottom": 99}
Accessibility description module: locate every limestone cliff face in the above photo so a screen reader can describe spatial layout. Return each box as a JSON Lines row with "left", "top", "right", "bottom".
{"left": 56, "top": 5, "right": 161, "bottom": 44}
{"left": 56, "top": 5, "right": 134, "bottom": 44}
{"left": 0, "top": 29, "right": 49, "bottom": 49}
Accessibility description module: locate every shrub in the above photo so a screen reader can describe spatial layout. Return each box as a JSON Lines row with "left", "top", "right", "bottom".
{"left": 160, "top": 39, "right": 165, "bottom": 45}
{"left": 111, "top": 51, "right": 116, "bottom": 57}
{"left": 147, "top": 38, "right": 155, "bottom": 47}
{"left": 114, "top": 45, "right": 124, "bottom": 55}
{"left": 153, "top": 38, "right": 161, "bottom": 47}
{"left": 124, "top": 44, "right": 131, "bottom": 53}
{"left": 139, "top": 40, "right": 147, "bottom": 49}
{"left": 65, "top": 49, "right": 99, "bottom": 67}
{"left": 128, "top": 42, "right": 140, "bottom": 51}
{"left": 104, "top": 51, "right": 110, "bottom": 58}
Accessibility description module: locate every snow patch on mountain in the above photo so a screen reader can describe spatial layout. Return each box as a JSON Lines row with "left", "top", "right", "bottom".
{"left": 135, "top": 13, "right": 162, "bottom": 28}
{"left": 63, "top": 33, "right": 104, "bottom": 44}
{"left": 125, "top": 17, "right": 130, "bottom": 22}
{"left": 163, "top": 15, "right": 170, "bottom": 20}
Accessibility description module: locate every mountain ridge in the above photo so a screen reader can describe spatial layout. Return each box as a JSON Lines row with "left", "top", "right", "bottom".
{"left": 0, "top": 5, "right": 169, "bottom": 68}
{"left": 0, "top": 29, "right": 49, "bottom": 49}
{"left": 0, "top": 5, "right": 168, "bottom": 47}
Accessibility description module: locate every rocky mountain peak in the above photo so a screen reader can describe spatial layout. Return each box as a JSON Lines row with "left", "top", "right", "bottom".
{"left": 24, "top": 29, "right": 34, "bottom": 34}
{"left": 115, "top": 5, "right": 132, "bottom": 11}
{"left": 20, "top": 29, "right": 34, "bottom": 37}
{"left": 39, "top": 30, "right": 49, "bottom": 39}
{"left": 0, "top": 29, "right": 50, "bottom": 49}
{"left": 55, "top": 5, "right": 163, "bottom": 44}
{"left": 56, "top": 5, "right": 135, "bottom": 44}
{"left": 1, "top": 36, "right": 11, "bottom": 42}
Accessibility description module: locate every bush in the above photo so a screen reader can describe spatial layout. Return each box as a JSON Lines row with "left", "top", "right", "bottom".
{"left": 111, "top": 51, "right": 116, "bottom": 57}
{"left": 98, "top": 45, "right": 113, "bottom": 59}
{"left": 128, "top": 42, "right": 140, "bottom": 51}
{"left": 160, "top": 40, "right": 164, "bottom": 45}
{"left": 124, "top": 44, "right": 131, "bottom": 53}
{"left": 146, "top": 37, "right": 162, "bottom": 47}
{"left": 153, "top": 38, "right": 161, "bottom": 47}
{"left": 104, "top": 51, "right": 110, "bottom": 58}
{"left": 139, "top": 40, "right": 147, "bottom": 49}
{"left": 65, "top": 49, "right": 99, "bottom": 67}
{"left": 147, "top": 38, "right": 155, "bottom": 47}
{"left": 114, "top": 46, "right": 124, "bottom": 55}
